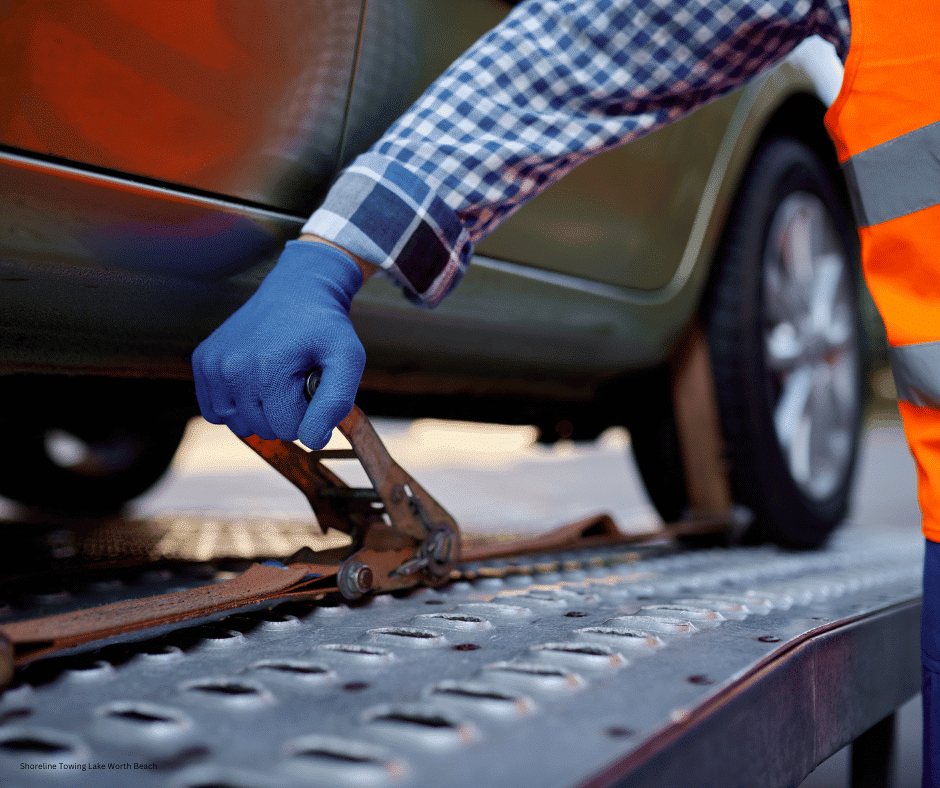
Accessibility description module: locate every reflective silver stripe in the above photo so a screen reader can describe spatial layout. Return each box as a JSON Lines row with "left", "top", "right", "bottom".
{"left": 842, "top": 119, "right": 940, "bottom": 227}
{"left": 890, "top": 340, "right": 940, "bottom": 408}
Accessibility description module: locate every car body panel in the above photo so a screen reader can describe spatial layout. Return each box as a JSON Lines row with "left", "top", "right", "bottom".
{"left": 473, "top": 38, "right": 844, "bottom": 294}
{"left": 0, "top": 0, "right": 362, "bottom": 213}
{"left": 0, "top": 0, "right": 846, "bottom": 408}
{"left": 476, "top": 92, "right": 741, "bottom": 292}
{"left": 339, "top": 0, "right": 512, "bottom": 168}
{"left": 0, "top": 148, "right": 297, "bottom": 378}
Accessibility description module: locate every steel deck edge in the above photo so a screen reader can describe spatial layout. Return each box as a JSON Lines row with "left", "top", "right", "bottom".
{"left": 589, "top": 598, "right": 922, "bottom": 788}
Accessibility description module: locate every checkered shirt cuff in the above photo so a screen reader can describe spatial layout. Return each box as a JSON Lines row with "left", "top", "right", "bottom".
{"left": 302, "top": 153, "right": 469, "bottom": 307}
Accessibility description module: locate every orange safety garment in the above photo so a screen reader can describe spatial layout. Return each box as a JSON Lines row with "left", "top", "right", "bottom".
{"left": 825, "top": 0, "right": 940, "bottom": 540}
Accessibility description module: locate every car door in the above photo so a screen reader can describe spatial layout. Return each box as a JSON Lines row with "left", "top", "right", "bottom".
{"left": 0, "top": 0, "right": 363, "bottom": 213}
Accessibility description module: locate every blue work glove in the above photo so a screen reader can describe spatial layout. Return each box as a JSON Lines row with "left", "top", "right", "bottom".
{"left": 192, "top": 240, "right": 366, "bottom": 448}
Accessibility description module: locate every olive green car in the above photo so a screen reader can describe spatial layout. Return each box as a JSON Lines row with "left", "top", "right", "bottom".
{"left": 0, "top": 1, "right": 863, "bottom": 547}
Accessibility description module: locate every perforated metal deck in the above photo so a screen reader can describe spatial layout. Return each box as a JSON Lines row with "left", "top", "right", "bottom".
{"left": 0, "top": 531, "right": 922, "bottom": 788}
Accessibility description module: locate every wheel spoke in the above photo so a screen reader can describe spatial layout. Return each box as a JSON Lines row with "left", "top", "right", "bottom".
{"left": 774, "top": 366, "right": 814, "bottom": 454}
{"left": 811, "top": 256, "right": 853, "bottom": 350}
{"left": 807, "top": 366, "right": 840, "bottom": 490}
{"left": 784, "top": 207, "right": 814, "bottom": 299}
{"left": 828, "top": 352, "right": 860, "bottom": 433}
{"left": 765, "top": 323, "right": 805, "bottom": 372}
{"left": 764, "top": 256, "right": 799, "bottom": 324}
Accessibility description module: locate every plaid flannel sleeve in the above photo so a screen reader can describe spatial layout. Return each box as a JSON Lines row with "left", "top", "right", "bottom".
{"left": 302, "top": 0, "right": 850, "bottom": 307}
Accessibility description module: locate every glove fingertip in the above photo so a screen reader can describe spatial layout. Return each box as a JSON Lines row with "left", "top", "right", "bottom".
{"left": 225, "top": 415, "right": 254, "bottom": 439}
{"left": 297, "top": 396, "right": 348, "bottom": 450}
{"left": 297, "top": 422, "right": 332, "bottom": 451}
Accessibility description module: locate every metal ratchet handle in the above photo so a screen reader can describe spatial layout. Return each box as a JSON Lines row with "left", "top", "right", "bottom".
{"left": 242, "top": 369, "right": 462, "bottom": 598}
{"left": 333, "top": 407, "right": 461, "bottom": 592}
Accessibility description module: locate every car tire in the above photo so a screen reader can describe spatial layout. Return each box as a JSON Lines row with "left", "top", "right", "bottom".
{"left": 0, "top": 377, "right": 192, "bottom": 516}
{"left": 631, "top": 137, "right": 864, "bottom": 548}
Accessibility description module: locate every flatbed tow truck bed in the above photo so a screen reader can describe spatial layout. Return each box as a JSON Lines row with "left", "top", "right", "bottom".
{"left": 0, "top": 527, "right": 922, "bottom": 788}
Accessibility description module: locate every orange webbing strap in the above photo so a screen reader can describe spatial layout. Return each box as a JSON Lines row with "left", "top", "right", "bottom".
{"left": 0, "top": 513, "right": 732, "bottom": 676}
{"left": 459, "top": 513, "right": 728, "bottom": 564}
{"left": 0, "top": 562, "right": 338, "bottom": 667}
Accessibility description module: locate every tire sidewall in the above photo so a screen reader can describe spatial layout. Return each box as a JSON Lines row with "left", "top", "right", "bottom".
{"left": 706, "top": 137, "right": 863, "bottom": 547}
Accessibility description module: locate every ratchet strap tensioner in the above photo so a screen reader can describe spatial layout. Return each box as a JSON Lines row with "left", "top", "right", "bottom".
{"left": 0, "top": 372, "right": 732, "bottom": 679}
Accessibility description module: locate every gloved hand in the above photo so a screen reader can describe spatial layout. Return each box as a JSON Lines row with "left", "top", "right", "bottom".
{"left": 192, "top": 239, "right": 366, "bottom": 449}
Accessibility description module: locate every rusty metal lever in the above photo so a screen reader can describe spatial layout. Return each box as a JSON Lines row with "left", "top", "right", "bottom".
{"left": 241, "top": 405, "right": 461, "bottom": 600}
